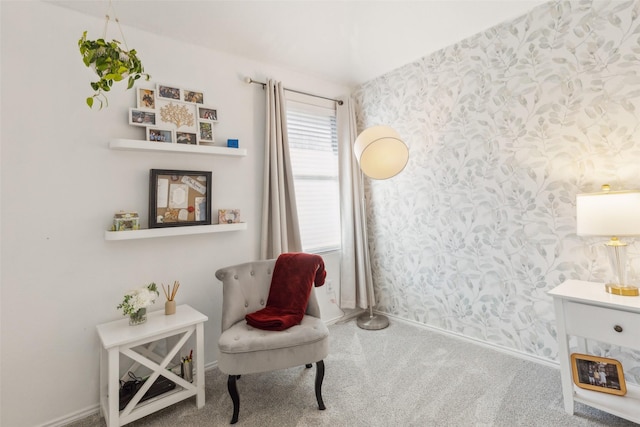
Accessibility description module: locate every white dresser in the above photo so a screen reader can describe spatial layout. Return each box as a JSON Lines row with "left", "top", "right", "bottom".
{"left": 549, "top": 280, "right": 640, "bottom": 424}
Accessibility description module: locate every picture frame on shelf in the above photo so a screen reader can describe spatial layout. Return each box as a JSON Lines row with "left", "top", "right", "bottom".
{"left": 218, "top": 209, "right": 241, "bottom": 224}
{"left": 183, "top": 89, "right": 204, "bottom": 104}
{"left": 146, "top": 127, "right": 174, "bottom": 143}
{"left": 149, "top": 169, "right": 212, "bottom": 229}
{"left": 137, "top": 88, "right": 156, "bottom": 109}
{"left": 571, "top": 353, "right": 626, "bottom": 396}
{"left": 198, "top": 121, "right": 214, "bottom": 143}
{"left": 176, "top": 131, "right": 198, "bottom": 145}
{"left": 197, "top": 106, "right": 218, "bottom": 121}
{"left": 112, "top": 211, "right": 139, "bottom": 231}
{"left": 129, "top": 84, "right": 219, "bottom": 142}
{"left": 129, "top": 108, "right": 156, "bottom": 127}
{"left": 157, "top": 84, "right": 181, "bottom": 100}
{"left": 157, "top": 98, "right": 197, "bottom": 133}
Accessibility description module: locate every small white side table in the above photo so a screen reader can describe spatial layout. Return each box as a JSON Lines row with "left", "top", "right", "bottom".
{"left": 549, "top": 280, "right": 640, "bottom": 424}
{"left": 96, "top": 304, "right": 208, "bottom": 427}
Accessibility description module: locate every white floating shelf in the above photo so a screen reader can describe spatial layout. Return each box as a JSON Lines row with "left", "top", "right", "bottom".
{"left": 109, "top": 138, "right": 247, "bottom": 157}
{"left": 104, "top": 223, "right": 247, "bottom": 241}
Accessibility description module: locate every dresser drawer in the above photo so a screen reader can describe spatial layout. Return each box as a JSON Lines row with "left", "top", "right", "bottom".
{"left": 564, "top": 301, "right": 640, "bottom": 348}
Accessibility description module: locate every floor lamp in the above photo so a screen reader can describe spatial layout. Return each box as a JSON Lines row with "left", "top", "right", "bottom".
{"left": 353, "top": 126, "right": 409, "bottom": 330}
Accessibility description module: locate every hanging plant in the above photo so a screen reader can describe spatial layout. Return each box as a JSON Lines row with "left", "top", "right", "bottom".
{"left": 78, "top": 30, "right": 150, "bottom": 109}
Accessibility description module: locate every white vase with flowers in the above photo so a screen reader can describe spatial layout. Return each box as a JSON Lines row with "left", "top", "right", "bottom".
{"left": 117, "top": 283, "right": 159, "bottom": 326}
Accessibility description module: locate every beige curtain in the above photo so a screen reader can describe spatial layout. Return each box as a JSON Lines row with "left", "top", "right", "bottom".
{"left": 260, "top": 79, "right": 303, "bottom": 259}
{"left": 337, "top": 97, "right": 373, "bottom": 309}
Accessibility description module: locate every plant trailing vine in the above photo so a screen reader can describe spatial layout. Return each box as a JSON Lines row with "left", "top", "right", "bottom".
{"left": 78, "top": 30, "right": 150, "bottom": 109}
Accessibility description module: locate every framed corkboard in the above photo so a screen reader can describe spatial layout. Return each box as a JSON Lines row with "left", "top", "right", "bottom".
{"left": 149, "top": 169, "right": 212, "bottom": 228}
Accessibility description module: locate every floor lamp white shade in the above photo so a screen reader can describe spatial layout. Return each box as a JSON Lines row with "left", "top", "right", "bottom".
{"left": 353, "top": 126, "right": 409, "bottom": 329}
{"left": 576, "top": 189, "right": 640, "bottom": 296}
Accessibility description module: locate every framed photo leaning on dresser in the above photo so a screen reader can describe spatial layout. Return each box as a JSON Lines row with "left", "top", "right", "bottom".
{"left": 571, "top": 353, "right": 626, "bottom": 396}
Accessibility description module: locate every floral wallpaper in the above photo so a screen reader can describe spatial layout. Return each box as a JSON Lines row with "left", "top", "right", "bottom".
{"left": 353, "top": 0, "right": 640, "bottom": 378}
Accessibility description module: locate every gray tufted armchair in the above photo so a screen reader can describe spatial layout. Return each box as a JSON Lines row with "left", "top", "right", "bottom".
{"left": 215, "top": 258, "right": 329, "bottom": 424}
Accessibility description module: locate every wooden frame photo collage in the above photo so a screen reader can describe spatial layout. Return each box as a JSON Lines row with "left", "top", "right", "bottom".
{"left": 129, "top": 84, "right": 218, "bottom": 146}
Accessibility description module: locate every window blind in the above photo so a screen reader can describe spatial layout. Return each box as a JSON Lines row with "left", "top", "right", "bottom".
{"left": 286, "top": 101, "right": 341, "bottom": 253}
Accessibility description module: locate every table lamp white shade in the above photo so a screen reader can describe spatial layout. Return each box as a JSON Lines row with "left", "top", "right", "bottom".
{"left": 576, "top": 190, "right": 640, "bottom": 237}
{"left": 354, "top": 126, "right": 408, "bottom": 180}
{"left": 576, "top": 189, "right": 640, "bottom": 296}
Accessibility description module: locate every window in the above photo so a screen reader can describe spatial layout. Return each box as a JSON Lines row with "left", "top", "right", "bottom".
{"left": 286, "top": 95, "right": 341, "bottom": 253}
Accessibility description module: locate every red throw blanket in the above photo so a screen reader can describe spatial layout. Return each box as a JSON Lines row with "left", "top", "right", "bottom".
{"left": 245, "top": 253, "right": 326, "bottom": 331}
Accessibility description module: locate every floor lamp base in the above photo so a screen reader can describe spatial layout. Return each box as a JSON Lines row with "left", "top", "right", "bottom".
{"left": 356, "top": 311, "right": 390, "bottom": 330}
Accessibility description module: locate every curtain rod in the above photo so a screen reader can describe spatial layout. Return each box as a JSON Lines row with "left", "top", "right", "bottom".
{"left": 245, "top": 77, "right": 344, "bottom": 105}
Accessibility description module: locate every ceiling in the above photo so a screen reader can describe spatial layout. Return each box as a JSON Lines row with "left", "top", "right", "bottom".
{"left": 51, "top": 0, "right": 547, "bottom": 87}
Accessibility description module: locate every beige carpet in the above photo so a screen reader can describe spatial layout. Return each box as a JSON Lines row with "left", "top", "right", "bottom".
{"left": 68, "top": 319, "right": 637, "bottom": 426}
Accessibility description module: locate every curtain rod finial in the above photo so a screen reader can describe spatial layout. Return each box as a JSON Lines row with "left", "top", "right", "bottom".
{"left": 244, "top": 77, "right": 252, "bottom": 84}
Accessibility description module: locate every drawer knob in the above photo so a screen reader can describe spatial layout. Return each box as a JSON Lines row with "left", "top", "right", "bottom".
{"left": 614, "top": 325, "right": 623, "bottom": 333}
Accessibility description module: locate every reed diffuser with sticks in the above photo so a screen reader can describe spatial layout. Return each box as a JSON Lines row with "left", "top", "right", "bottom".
{"left": 162, "top": 281, "right": 180, "bottom": 315}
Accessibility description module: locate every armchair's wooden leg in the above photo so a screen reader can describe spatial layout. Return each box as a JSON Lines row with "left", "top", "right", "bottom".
{"left": 227, "top": 375, "right": 240, "bottom": 424}
{"left": 315, "top": 360, "right": 326, "bottom": 410}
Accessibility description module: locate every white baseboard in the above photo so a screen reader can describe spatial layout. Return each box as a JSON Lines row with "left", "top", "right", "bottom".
{"left": 332, "top": 308, "right": 364, "bottom": 324}
{"left": 384, "top": 312, "right": 560, "bottom": 369}
{"left": 329, "top": 308, "right": 558, "bottom": 369}
{"left": 37, "top": 404, "right": 100, "bottom": 427}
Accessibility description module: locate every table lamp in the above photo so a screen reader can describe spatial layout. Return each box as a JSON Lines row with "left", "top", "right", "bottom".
{"left": 576, "top": 185, "right": 640, "bottom": 296}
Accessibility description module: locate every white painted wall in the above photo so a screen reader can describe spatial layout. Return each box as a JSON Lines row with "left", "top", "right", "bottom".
{"left": 0, "top": 2, "right": 348, "bottom": 426}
